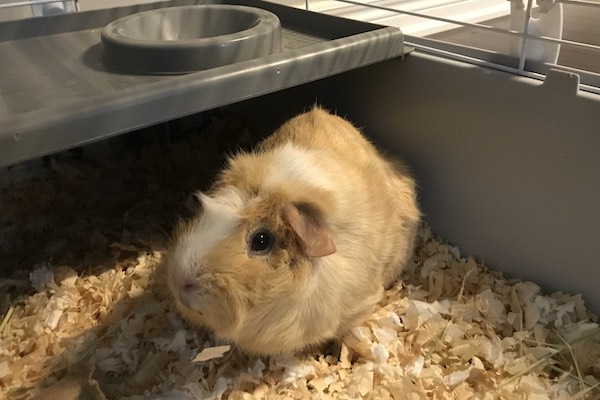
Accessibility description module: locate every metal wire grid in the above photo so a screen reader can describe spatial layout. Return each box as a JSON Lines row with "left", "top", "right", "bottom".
{"left": 0, "top": 0, "right": 598, "bottom": 94}
{"left": 303, "top": 0, "right": 600, "bottom": 94}
{"left": 0, "top": 0, "right": 79, "bottom": 10}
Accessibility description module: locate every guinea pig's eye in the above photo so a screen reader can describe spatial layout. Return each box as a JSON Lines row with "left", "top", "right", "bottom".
{"left": 249, "top": 230, "right": 274, "bottom": 255}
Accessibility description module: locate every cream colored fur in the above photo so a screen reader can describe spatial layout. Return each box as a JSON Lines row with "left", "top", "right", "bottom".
{"left": 167, "top": 106, "right": 421, "bottom": 355}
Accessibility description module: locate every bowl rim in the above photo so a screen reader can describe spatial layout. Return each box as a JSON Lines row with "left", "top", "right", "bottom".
{"left": 100, "top": 4, "right": 282, "bottom": 48}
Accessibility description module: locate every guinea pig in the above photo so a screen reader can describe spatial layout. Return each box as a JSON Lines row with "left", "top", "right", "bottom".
{"left": 166, "top": 106, "right": 421, "bottom": 356}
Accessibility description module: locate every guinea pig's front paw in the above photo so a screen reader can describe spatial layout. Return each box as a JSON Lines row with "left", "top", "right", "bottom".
{"left": 218, "top": 344, "right": 256, "bottom": 370}
{"left": 321, "top": 338, "right": 343, "bottom": 361}
{"left": 298, "top": 338, "right": 343, "bottom": 363}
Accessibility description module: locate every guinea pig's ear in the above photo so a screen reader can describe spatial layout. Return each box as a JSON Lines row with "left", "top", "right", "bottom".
{"left": 282, "top": 203, "right": 336, "bottom": 257}
{"left": 195, "top": 191, "right": 208, "bottom": 206}
{"left": 196, "top": 192, "right": 220, "bottom": 211}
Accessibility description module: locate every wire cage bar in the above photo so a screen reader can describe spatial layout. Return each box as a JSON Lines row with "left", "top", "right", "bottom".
{"left": 0, "top": 0, "right": 598, "bottom": 93}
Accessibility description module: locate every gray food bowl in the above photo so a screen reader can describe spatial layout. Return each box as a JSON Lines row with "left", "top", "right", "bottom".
{"left": 101, "top": 5, "right": 283, "bottom": 74}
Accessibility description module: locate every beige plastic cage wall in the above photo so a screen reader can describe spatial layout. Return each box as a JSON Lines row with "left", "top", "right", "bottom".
{"left": 226, "top": 53, "right": 600, "bottom": 314}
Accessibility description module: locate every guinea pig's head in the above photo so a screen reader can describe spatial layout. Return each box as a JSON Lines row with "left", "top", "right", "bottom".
{"left": 166, "top": 182, "right": 337, "bottom": 353}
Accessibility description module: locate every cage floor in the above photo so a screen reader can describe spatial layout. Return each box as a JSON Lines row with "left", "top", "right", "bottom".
{"left": 0, "top": 108, "right": 599, "bottom": 400}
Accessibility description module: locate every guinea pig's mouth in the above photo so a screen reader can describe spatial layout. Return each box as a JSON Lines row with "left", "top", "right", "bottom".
{"left": 176, "top": 284, "right": 242, "bottom": 333}
{"left": 177, "top": 290, "right": 207, "bottom": 314}
{"left": 169, "top": 272, "right": 209, "bottom": 312}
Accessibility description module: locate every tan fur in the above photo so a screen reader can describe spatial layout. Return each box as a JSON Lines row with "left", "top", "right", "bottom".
{"left": 167, "top": 106, "right": 421, "bottom": 355}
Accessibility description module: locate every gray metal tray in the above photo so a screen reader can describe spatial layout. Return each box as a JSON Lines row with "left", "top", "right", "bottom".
{"left": 0, "top": 0, "right": 407, "bottom": 168}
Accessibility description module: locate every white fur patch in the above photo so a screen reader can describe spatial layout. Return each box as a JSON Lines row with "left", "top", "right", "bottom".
{"left": 172, "top": 188, "right": 244, "bottom": 282}
{"left": 263, "top": 143, "right": 333, "bottom": 191}
{"left": 197, "top": 186, "right": 246, "bottom": 213}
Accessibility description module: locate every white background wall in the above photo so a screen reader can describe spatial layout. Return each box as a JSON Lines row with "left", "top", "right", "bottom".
{"left": 0, "top": 0, "right": 161, "bottom": 21}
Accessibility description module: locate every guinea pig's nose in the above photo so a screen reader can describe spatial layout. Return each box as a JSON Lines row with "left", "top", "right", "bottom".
{"left": 181, "top": 280, "right": 197, "bottom": 291}
{"left": 173, "top": 273, "right": 197, "bottom": 291}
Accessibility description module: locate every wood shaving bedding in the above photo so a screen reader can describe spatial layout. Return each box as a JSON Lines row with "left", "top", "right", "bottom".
{"left": 0, "top": 110, "right": 599, "bottom": 400}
